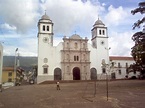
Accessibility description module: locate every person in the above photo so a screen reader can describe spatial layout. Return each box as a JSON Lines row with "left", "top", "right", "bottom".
{"left": 56, "top": 81, "right": 60, "bottom": 90}
{"left": 0, "top": 83, "right": 2, "bottom": 92}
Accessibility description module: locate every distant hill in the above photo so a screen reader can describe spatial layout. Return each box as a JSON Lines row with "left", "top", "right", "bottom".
{"left": 3, "top": 56, "right": 37, "bottom": 71}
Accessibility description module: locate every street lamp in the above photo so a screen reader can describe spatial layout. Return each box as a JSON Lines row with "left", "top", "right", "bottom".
{"left": 104, "top": 47, "right": 111, "bottom": 101}
{"left": 14, "top": 48, "right": 18, "bottom": 85}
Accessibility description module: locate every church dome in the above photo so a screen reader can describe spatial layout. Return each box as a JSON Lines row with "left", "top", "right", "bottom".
{"left": 41, "top": 14, "right": 50, "bottom": 20}
{"left": 70, "top": 34, "right": 82, "bottom": 39}
{"left": 93, "top": 18, "right": 105, "bottom": 27}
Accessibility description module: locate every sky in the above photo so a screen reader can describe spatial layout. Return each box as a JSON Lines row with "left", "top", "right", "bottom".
{"left": 0, "top": 0, "right": 144, "bottom": 57}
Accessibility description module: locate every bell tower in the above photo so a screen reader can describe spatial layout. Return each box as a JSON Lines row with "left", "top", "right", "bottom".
{"left": 91, "top": 18, "right": 108, "bottom": 48}
{"left": 37, "top": 13, "right": 54, "bottom": 83}
{"left": 38, "top": 12, "right": 53, "bottom": 46}
{"left": 91, "top": 18, "right": 110, "bottom": 64}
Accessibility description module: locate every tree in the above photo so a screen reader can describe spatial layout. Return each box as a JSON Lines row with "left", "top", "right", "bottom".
{"left": 131, "top": 1, "right": 145, "bottom": 78}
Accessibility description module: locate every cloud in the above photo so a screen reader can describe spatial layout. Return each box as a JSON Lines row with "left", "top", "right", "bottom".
{"left": 0, "top": 0, "right": 40, "bottom": 33}
{"left": 0, "top": 0, "right": 140, "bottom": 57}
{"left": 40, "top": 0, "right": 105, "bottom": 35}
{"left": 3, "top": 37, "right": 37, "bottom": 56}
{"left": 0, "top": 23, "right": 16, "bottom": 31}
{"left": 109, "top": 31, "right": 134, "bottom": 56}
{"left": 104, "top": 5, "right": 128, "bottom": 26}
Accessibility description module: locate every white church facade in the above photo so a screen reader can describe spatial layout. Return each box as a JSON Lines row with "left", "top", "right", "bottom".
{"left": 37, "top": 13, "right": 136, "bottom": 83}
{"left": 37, "top": 13, "right": 109, "bottom": 83}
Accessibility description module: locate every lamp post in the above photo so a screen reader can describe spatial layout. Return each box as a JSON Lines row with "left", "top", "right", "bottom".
{"left": 105, "top": 47, "right": 111, "bottom": 101}
{"left": 14, "top": 48, "right": 18, "bottom": 85}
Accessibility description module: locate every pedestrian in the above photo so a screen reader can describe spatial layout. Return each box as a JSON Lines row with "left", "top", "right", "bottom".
{"left": 56, "top": 81, "right": 60, "bottom": 90}
{"left": 0, "top": 83, "right": 2, "bottom": 92}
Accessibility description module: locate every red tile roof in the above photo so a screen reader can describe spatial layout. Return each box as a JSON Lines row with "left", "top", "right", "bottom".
{"left": 109, "top": 56, "right": 134, "bottom": 61}
{"left": 3, "top": 67, "right": 14, "bottom": 71}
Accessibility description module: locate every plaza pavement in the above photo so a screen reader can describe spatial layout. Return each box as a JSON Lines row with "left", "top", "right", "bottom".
{"left": 0, "top": 80, "right": 145, "bottom": 108}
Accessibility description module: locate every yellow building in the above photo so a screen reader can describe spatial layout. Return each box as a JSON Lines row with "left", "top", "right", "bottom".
{"left": 2, "top": 67, "right": 15, "bottom": 83}
{"left": 0, "top": 43, "right": 3, "bottom": 84}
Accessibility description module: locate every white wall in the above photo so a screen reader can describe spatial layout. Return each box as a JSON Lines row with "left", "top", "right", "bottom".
{"left": 88, "top": 43, "right": 109, "bottom": 80}
{"left": 37, "top": 36, "right": 63, "bottom": 83}
{"left": 110, "top": 59, "right": 135, "bottom": 79}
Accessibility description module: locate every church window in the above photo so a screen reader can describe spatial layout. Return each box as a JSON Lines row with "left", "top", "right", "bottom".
{"left": 43, "top": 67, "right": 48, "bottom": 74}
{"left": 102, "top": 30, "right": 105, "bottom": 35}
{"left": 102, "top": 68, "right": 106, "bottom": 73}
{"left": 74, "top": 55, "right": 79, "bottom": 61}
{"left": 77, "top": 56, "right": 79, "bottom": 61}
{"left": 74, "top": 56, "right": 76, "bottom": 61}
{"left": 99, "top": 30, "right": 101, "bottom": 35}
{"left": 75, "top": 42, "right": 78, "bottom": 49}
{"left": 43, "top": 64, "right": 48, "bottom": 74}
{"left": 47, "top": 26, "right": 49, "bottom": 31}
{"left": 43, "top": 25, "right": 45, "bottom": 31}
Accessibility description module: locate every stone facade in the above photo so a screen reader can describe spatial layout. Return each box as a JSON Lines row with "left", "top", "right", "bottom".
{"left": 61, "top": 35, "right": 90, "bottom": 80}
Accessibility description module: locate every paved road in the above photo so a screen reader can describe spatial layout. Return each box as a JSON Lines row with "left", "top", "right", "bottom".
{"left": 0, "top": 80, "right": 145, "bottom": 108}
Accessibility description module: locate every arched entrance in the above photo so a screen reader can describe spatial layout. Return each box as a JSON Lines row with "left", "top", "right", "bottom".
{"left": 90, "top": 68, "right": 97, "bottom": 80}
{"left": 54, "top": 68, "right": 62, "bottom": 80}
{"left": 73, "top": 67, "right": 80, "bottom": 80}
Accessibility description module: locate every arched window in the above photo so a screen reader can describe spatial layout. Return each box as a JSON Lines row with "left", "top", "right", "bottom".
{"left": 75, "top": 42, "right": 78, "bottom": 49}
{"left": 47, "top": 26, "right": 49, "bottom": 31}
{"left": 74, "top": 56, "right": 76, "bottom": 61}
{"left": 102, "top": 30, "right": 105, "bottom": 35}
{"left": 99, "top": 30, "right": 101, "bottom": 35}
{"left": 102, "top": 68, "right": 106, "bottom": 73}
{"left": 77, "top": 56, "right": 79, "bottom": 61}
{"left": 43, "top": 25, "right": 45, "bottom": 31}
